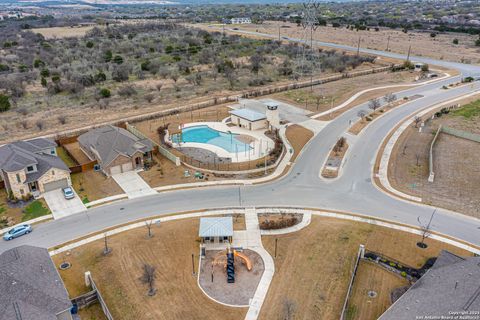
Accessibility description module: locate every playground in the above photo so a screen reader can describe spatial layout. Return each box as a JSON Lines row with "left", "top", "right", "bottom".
{"left": 199, "top": 249, "right": 264, "bottom": 306}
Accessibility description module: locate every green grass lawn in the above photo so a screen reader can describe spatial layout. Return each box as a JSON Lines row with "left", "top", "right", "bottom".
{"left": 452, "top": 99, "right": 480, "bottom": 119}
{"left": 56, "top": 147, "right": 77, "bottom": 167}
{"left": 22, "top": 200, "right": 51, "bottom": 222}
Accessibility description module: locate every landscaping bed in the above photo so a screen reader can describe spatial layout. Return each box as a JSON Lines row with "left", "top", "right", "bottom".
{"left": 258, "top": 212, "right": 302, "bottom": 230}
{"left": 0, "top": 192, "right": 51, "bottom": 227}
{"left": 321, "top": 137, "right": 349, "bottom": 178}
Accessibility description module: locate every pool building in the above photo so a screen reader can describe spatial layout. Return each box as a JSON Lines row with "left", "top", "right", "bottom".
{"left": 229, "top": 108, "right": 268, "bottom": 131}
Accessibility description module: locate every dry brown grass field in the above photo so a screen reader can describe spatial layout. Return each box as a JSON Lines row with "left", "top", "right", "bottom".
{"left": 54, "top": 215, "right": 473, "bottom": 320}
{"left": 208, "top": 21, "right": 480, "bottom": 65}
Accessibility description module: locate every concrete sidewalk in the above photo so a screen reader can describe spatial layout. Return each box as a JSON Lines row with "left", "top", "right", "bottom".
{"left": 112, "top": 171, "right": 157, "bottom": 199}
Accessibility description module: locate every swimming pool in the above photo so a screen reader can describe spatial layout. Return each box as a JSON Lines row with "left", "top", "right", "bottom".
{"left": 172, "top": 125, "right": 252, "bottom": 153}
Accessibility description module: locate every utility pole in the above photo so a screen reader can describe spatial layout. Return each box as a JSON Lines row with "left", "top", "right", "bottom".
{"left": 278, "top": 25, "right": 281, "bottom": 41}
{"left": 386, "top": 35, "right": 390, "bottom": 51}
{"left": 356, "top": 36, "right": 361, "bottom": 56}
{"left": 406, "top": 44, "right": 411, "bottom": 62}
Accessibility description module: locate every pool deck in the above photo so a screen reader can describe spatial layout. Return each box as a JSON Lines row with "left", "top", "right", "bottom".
{"left": 168, "top": 122, "right": 274, "bottom": 163}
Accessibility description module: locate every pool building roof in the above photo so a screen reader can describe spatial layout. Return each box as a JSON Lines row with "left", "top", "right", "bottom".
{"left": 230, "top": 108, "right": 267, "bottom": 122}
{"left": 199, "top": 217, "right": 233, "bottom": 237}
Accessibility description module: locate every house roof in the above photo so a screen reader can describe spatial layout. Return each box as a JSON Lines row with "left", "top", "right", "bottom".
{"left": 379, "top": 250, "right": 480, "bottom": 320}
{"left": 0, "top": 139, "right": 68, "bottom": 174}
{"left": 78, "top": 125, "right": 153, "bottom": 167}
{"left": 229, "top": 108, "right": 267, "bottom": 122}
{"left": 0, "top": 245, "right": 72, "bottom": 320}
{"left": 199, "top": 217, "right": 233, "bottom": 237}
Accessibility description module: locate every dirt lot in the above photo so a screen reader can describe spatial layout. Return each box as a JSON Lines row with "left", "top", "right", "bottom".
{"left": 71, "top": 171, "right": 124, "bottom": 203}
{"left": 259, "top": 216, "right": 472, "bottom": 320}
{"left": 347, "top": 261, "right": 409, "bottom": 320}
{"left": 218, "top": 21, "right": 480, "bottom": 64}
{"left": 199, "top": 249, "right": 264, "bottom": 306}
{"left": 389, "top": 97, "right": 480, "bottom": 218}
{"left": 53, "top": 218, "right": 247, "bottom": 320}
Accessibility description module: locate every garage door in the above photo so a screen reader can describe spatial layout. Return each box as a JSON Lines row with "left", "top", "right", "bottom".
{"left": 121, "top": 162, "right": 133, "bottom": 172}
{"left": 43, "top": 178, "right": 69, "bottom": 192}
{"left": 110, "top": 165, "right": 122, "bottom": 175}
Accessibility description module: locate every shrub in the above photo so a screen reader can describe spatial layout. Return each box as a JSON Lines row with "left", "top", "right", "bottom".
{"left": 0, "top": 94, "right": 11, "bottom": 112}
{"left": 86, "top": 41, "right": 94, "bottom": 48}
{"left": 95, "top": 71, "right": 107, "bottom": 82}
{"left": 333, "top": 137, "right": 346, "bottom": 153}
{"left": 113, "top": 55, "right": 124, "bottom": 64}
{"left": 118, "top": 85, "right": 137, "bottom": 97}
{"left": 400, "top": 271, "right": 407, "bottom": 277}
{"left": 389, "top": 262, "right": 396, "bottom": 267}
{"left": 99, "top": 88, "right": 111, "bottom": 98}
{"left": 259, "top": 216, "right": 299, "bottom": 230}
{"left": 453, "top": 38, "right": 459, "bottom": 45}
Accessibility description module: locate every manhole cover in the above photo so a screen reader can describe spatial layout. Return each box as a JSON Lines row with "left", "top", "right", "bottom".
{"left": 367, "top": 291, "right": 377, "bottom": 298}
{"left": 59, "top": 262, "right": 71, "bottom": 270}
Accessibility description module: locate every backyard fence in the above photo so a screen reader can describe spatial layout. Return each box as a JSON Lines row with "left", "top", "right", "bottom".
{"left": 85, "top": 272, "right": 114, "bottom": 320}
{"left": 339, "top": 244, "right": 365, "bottom": 320}
{"left": 428, "top": 124, "right": 480, "bottom": 183}
{"left": 126, "top": 122, "right": 181, "bottom": 166}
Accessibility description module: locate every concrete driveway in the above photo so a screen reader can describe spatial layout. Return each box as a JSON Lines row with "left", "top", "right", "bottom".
{"left": 112, "top": 171, "right": 157, "bottom": 199}
{"left": 43, "top": 189, "right": 86, "bottom": 220}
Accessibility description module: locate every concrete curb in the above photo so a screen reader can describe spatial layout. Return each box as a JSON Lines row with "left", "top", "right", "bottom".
{"left": 310, "top": 73, "right": 452, "bottom": 119}
{"left": 376, "top": 91, "right": 480, "bottom": 203}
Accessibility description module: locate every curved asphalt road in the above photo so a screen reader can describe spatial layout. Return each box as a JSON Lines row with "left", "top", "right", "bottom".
{"left": 1, "top": 34, "right": 479, "bottom": 253}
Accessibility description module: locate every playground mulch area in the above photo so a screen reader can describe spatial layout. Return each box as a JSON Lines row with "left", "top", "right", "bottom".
{"left": 259, "top": 216, "right": 473, "bottom": 320}
{"left": 54, "top": 218, "right": 247, "bottom": 320}
{"left": 199, "top": 249, "right": 264, "bottom": 306}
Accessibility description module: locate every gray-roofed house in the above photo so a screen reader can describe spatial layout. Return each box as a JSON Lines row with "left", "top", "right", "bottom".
{"left": 78, "top": 125, "right": 153, "bottom": 176}
{"left": 199, "top": 217, "right": 233, "bottom": 245}
{"left": 0, "top": 245, "right": 73, "bottom": 320}
{"left": 0, "top": 138, "right": 71, "bottom": 199}
{"left": 379, "top": 250, "right": 480, "bottom": 320}
{"left": 229, "top": 108, "right": 268, "bottom": 131}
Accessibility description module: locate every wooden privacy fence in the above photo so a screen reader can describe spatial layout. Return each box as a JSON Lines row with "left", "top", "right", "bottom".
{"left": 85, "top": 272, "right": 114, "bottom": 320}
{"left": 126, "top": 122, "right": 181, "bottom": 166}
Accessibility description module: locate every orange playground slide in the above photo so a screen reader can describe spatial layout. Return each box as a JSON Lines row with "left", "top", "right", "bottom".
{"left": 234, "top": 251, "right": 253, "bottom": 271}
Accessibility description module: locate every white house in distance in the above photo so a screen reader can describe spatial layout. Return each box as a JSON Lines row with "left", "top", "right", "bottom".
{"left": 230, "top": 17, "right": 251, "bottom": 24}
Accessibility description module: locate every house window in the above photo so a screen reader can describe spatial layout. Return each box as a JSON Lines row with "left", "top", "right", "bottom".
{"left": 16, "top": 173, "right": 21, "bottom": 183}
{"left": 26, "top": 166, "right": 34, "bottom": 172}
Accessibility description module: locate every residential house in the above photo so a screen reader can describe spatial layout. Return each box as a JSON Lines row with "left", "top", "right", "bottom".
{"left": 0, "top": 245, "right": 73, "bottom": 320}
{"left": 0, "top": 138, "right": 71, "bottom": 199}
{"left": 229, "top": 17, "right": 252, "bottom": 24}
{"left": 78, "top": 125, "right": 153, "bottom": 176}
{"left": 379, "top": 250, "right": 480, "bottom": 319}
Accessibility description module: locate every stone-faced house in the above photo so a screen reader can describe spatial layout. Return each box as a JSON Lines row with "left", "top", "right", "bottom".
{"left": 0, "top": 138, "right": 71, "bottom": 199}
{"left": 78, "top": 125, "right": 153, "bottom": 176}
{"left": 0, "top": 245, "right": 73, "bottom": 320}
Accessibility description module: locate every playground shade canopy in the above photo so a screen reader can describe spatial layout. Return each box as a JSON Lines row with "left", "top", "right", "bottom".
{"left": 199, "top": 217, "right": 234, "bottom": 238}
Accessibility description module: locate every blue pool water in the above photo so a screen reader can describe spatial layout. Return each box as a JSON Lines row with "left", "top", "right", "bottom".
{"left": 172, "top": 125, "right": 252, "bottom": 153}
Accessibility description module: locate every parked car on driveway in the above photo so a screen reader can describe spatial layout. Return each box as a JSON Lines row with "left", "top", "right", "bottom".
{"left": 3, "top": 224, "right": 32, "bottom": 241}
{"left": 62, "top": 187, "right": 75, "bottom": 200}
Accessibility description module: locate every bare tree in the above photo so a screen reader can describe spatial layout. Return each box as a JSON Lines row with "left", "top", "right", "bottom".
{"left": 144, "top": 93, "right": 155, "bottom": 103}
{"left": 357, "top": 110, "right": 367, "bottom": 121}
{"left": 155, "top": 83, "right": 163, "bottom": 92}
{"left": 282, "top": 298, "right": 297, "bottom": 320}
{"left": 140, "top": 264, "right": 157, "bottom": 296}
{"left": 35, "top": 120, "right": 45, "bottom": 131}
{"left": 145, "top": 220, "right": 154, "bottom": 238}
{"left": 368, "top": 98, "right": 381, "bottom": 112}
{"left": 58, "top": 115, "right": 67, "bottom": 125}
{"left": 19, "top": 120, "right": 29, "bottom": 129}
{"left": 413, "top": 116, "right": 422, "bottom": 128}
{"left": 417, "top": 209, "right": 436, "bottom": 249}
{"left": 383, "top": 92, "right": 396, "bottom": 104}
